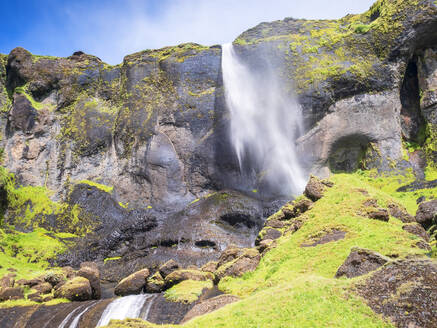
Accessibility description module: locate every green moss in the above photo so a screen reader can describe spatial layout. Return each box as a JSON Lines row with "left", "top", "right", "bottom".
{"left": 0, "top": 297, "right": 69, "bottom": 309}
{"left": 353, "top": 24, "right": 372, "bottom": 34}
{"left": 0, "top": 167, "right": 92, "bottom": 235}
{"left": 164, "top": 280, "right": 213, "bottom": 304}
{"left": 77, "top": 180, "right": 113, "bottom": 193}
{"left": 104, "top": 256, "right": 122, "bottom": 263}
{"left": 14, "top": 86, "right": 51, "bottom": 111}
{"left": 0, "top": 228, "right": 71, "bottom": 280}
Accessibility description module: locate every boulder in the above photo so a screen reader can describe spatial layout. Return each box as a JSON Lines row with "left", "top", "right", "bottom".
{"left": 78, "top": 262, "right": 101, "bottom": 299}
{"left": 366, "top": 208, "right": 389, "bottom": 222}
{"left": 159, "top": 260, "right": 180, "bottom": 278}
{"left": 216, "top": 247, "right": 244, "bottom": 268}
{"left": 182, "top": 294, "right": 240, "bottom": 323}
{"left": 291, "top": 198, "right": 313, "bottom": 216}
{"left": 0, "top": 274, "right": 15, "bottom": 289}
{"left": 114, "top": 268, "right": 149, "bottom": 296}
{"left": 257, "top": 239, "right": 275, "bottom": 254}
{"left": 415, "top": 199, "right": 437, "bottom": 229}
{"left": 215, "top": 248, "right": 260, "bottom": 281}
{"left": 387, "top": 203, "right": 415, "bottom": 223}
{"left": 0, "top": 287, "right": 24, "bottom": 301}
{"left": 304, "top": 176, "right": 326, "bottom": 201}
{"left": 201, "top": 261, "right": 218, "bottom": 273}
{"left": 265, "top": 219, "right": 285, "bottom": 229}
{"left": 33, "top": 282, "right": 53, "bottom": 294}
{"left": 256, "top": 228, "right": 282, "bottom": 245}
{"left": 44, "top": 272, "right": 65, "bottom": 287}
{"left": 54, "top": 276, "right": 92, "bottom": 301}
{"left": 402, "top": 223, "right": 430, "bottom": 242}
{"left": 15, "top": 278, "right": 42, "bottom": 287}
{"left": 335, "top": 247, "right": 390, "bottom": 278}
{"left": 356, "top": 259, "right": 437, "bottom": 328}
{"left": 164, "top": 269, "right": 214, "bottom": 289}
{"left": 145, "top": 271, "right": 165, "bottom": 293}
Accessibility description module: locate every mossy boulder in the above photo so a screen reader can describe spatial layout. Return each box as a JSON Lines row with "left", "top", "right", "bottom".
{"left": 215, "top": 248, "right": 260, "bottom": 281}
{"left": 159, "top": 260, "right": 180, "bottom": 278}
{"left": 0, "top": 287, "right": 24, "bottom": 301}
{"left": 114, "top": 268, "right": 149, "bottom": 296}
{"left": 54, "top": 276, "right": 92, "bottom": 301}
{"left": 415, "top": 199, "right": 437, "bottom": 229}
{"left": 145, "top": 271, "right": 165, "bottom": 293}
{"left": 78, "top": 262, "right": 101, "bottom": 299}
{"left": 164, "top": 269, "right": 214, "bottom": 289}
{"left": 304, "top": 176, "right": 326, "bottom": 201}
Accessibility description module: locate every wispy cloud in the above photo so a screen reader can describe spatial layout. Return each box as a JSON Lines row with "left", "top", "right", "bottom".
{"left": 23, "top": 0, "right": 376, "bottom": 64}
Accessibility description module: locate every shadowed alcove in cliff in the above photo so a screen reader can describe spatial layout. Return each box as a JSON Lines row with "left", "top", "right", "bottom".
{"left": 400, "top": 56, "right": 426, "bottom": 144}
{"left": 328, "top": 134, "right": 373, "bottom": 173}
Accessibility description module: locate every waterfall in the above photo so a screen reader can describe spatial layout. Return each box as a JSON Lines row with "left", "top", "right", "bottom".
{"left": 96, "top": 294, "right": 156, "bottom": 327}
{"left": 221, "top": 43, "right": 306, "bottom": 196}
{"left": 58, "top": 301, "right": 99, "bottom": 328}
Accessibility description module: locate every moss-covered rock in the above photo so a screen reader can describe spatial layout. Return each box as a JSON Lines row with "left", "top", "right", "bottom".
{"left": 164, "top": 269, "right": 214, "bottom": 289}
{"left": 114, "top": 268, "right": 149, "bottom": 296}
{"left": 53, "top": 276, "right": 92, "bottom": 301}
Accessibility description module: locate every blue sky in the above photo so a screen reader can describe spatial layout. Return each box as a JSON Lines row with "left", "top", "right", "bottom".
{"left": 0, "top": 0, "right": 376, "bottom": 65}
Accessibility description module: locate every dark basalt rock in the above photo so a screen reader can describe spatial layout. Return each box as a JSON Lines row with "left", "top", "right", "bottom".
{"left": 335, "top": 247, "right": 390, "bottom": 278}
{"left": 301, "top": 229, "right": 346, "bottom": 248}
{"left": 304, "top": 176, "right": 326, "bottom": 201}
{"left": 415, "top": 199, "right": 437, "bottom": 229}
{"left": 356, "top": 259, "right": 437, "bottom": 328}
{"left": 159, "top": 260, "right": 180, "bottom": 278}
{"left": 402, "top": 223, "right": 430, "bottom": 242}
{"left": 8, "top": 94, "right": 37, "bottom": 133}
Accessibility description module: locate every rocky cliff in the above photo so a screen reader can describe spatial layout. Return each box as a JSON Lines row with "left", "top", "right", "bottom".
{"left": 0, "top": 0, "right": 436, "bottom": 312}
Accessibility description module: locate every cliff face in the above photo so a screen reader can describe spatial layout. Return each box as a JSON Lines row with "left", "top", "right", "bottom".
{"left": 0, "top": 0, "right": 436, "bottom": 278}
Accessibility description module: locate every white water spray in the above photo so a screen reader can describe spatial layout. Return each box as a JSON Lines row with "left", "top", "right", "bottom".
{"left": 221, "top": 43, "right": 306, "bottom": 196}
{"left": 96, "top": 294, "right": 155, "bottom": 327}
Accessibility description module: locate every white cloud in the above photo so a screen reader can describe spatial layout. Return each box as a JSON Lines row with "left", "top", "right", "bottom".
{"left": 56, "top": 0, "right": 376, "bottom": 64}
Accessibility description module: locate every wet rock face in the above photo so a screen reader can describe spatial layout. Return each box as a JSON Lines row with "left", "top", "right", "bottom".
{"left": 335, "top": 247, "right": 389, "bottom": 279}
{"left": 356, "top": 259, "right": 437, "bottom": 328}
{"left": 58, "top": 189, "right": 266, "bottom": 282}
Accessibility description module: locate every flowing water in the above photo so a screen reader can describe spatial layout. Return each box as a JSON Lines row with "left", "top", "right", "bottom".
{"left": 221, "top": 43, "right": 306, "bottom": 196}
{"left": 96, "top": 294, "right": 157, "bottom": 327}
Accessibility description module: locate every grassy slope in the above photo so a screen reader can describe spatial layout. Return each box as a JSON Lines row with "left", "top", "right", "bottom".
{"left": 105, "top": 169, "right": 436, "bottom": 328}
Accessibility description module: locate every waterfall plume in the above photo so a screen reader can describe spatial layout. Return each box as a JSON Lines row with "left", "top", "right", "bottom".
{"left": 221, "top": 43, "right": 306, "bottom": 197}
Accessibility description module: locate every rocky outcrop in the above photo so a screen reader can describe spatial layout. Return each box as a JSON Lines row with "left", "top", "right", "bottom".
{"left": 335, "top": 247, "right": 390, "bottom": 278}
{"left": 215, "top": 248, "right": 260, "bottom": 281}
{"left": 416, "top": 199, "right": 437, "bottom": 229}
{"left": 356, "top": 259, "right": 437, "bottom": 328}
{"left": 78, "top": 262, "right": 101, "bottom": 299}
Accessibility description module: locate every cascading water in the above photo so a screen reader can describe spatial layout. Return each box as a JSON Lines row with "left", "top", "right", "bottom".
{"left": 221, "top": 43, "right": 306, "bottom": 196}
{"left": 96, "top": 294, "right": 157, "bottom": 327}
